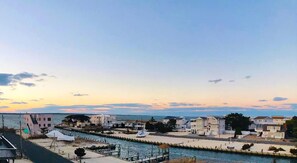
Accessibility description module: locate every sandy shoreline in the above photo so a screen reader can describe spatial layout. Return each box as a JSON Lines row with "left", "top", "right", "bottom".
{"left": 110, "top": 132, "right": 296, "bottom": 156}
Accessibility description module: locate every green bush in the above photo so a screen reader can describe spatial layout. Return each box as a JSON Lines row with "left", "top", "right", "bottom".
{"left": 241, "top": 143, "right": 253, "bottom": 150}
{"left": 290, "top": 148, "right": 297, "bottom": 155}
{"left": 268, "top": 146, "right": 277, "bottom": 151}
{"left": 268, "top": 146, "right": 285, "bottom": 153}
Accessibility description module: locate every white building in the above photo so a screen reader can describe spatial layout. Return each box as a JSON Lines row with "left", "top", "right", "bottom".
{"left": 190, "top": 116, "right": 225, "bottom": 136}
{"left": 23, "top": 114, "right": 54, "bottom": 136}
{"left": 272, "top": 116, "right": 291, "bottom": 125}
{"left": 90, "top": 114, "right": 116, "bottom": 128}
{"left": 162, "top": 116, "right": 187, "bottom": 131}
{"left": 75, "top": 120, "right": 91, "bottom": 128}
{"left": 262, "top": 124, "right": 286, "bottom": 139}
{"left": 125, "top": 120, "right": 146, "bottom": 130}
{"left": 250, "top": 116, "right": 288, "bottom": 139}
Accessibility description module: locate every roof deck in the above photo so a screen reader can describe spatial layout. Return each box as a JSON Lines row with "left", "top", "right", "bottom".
{"left": 0, "top": 135, "right": 17, "bottom": 160}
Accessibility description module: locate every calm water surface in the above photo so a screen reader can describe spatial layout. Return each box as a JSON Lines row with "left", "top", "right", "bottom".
{"left": 1, "top": 114, "right": 296, "bottom": 163}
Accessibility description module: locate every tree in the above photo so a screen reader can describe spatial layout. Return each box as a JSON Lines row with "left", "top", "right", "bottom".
{"left": 62, "top": 114, "right": 90, "bottom": 126}
{"left": 234, "top": 128, "right": 242, "bottom": 138}
{"left": 167, "top": 119, "right": 176, "bottom": 130}
{"left": 225, "top": 113, "right": 251, "bottom": 131}
{"left": 145, "top": 121, "right": 155, "bottom": 131}
{"left": 285, "top": 116, "right": 297, "bottom": 138}
{"left": 149, "top": 117, "right": 156, "bottom": 122}
{"left": 74, "top": 148, "right": 86, "bottom": 163}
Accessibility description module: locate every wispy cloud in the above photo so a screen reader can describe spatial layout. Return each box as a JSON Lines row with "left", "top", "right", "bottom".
{"left": 0, "top": 72, "right": 52, "bottom": 88}
{"left": 258, "top": 99, "right": 268, "bottom": 102}
{"left": 245, "top": 75, "right": 251, "bottom": 79}
{"left": 31, "top": 98, "right": 43, "bottom": 102}
{"left": 20, "top": 82, "right": 36, "bottom": 87}
{"left": 0, "top": 106, "right": 9, "bottom": 109}
{"left": 0, "top": 92, "right": 3, "bottom": 95}
{"left": 273, "top": 97, "right": 288, "bottom": 101}
{"left": 10, "top": 102, "right": 27, "bottom": 104}
{"left": 0, "top": 98, "right": 10, "bottom": 101}
{"left": 169, "top": 102, "right": 201, "bottom": 107}
{"left": 208, "top": 79, "right": 222, "bottom": 84}
{"left": 229, "top": 80, "right": 235, "bottom": 82}
{"left": 73, "top": 93, "right": 88, "bottom": 96}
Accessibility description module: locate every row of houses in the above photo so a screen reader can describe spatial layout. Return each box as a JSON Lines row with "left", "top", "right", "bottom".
{"left": 188, "top": 116, "right": 290, "bottom": 138}
{"left": 249, "top": 116, "right": 290, "bottom": 139}
{"left": 23, "top": 113, "right": 291, "bottom": 139}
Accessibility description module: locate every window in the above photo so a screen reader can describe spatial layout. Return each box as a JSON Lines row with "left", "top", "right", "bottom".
{"left": 39, "top": 124, "right": 41, "bottom": 127}
{"left": 48, "top": 118, "right": 51, "bottom": 121}
{"left": 44, "top": 124, "right": 45, "bottom": 127}
{"left": 48, "top": 124, "right": 51, "bottom": 127}
{"left": 39, "top": 118, "right": 41, "bottom": 121}
{"left": 44, "top": 118, "right": 46, "bottom": 121}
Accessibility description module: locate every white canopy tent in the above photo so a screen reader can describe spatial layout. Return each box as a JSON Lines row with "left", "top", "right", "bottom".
{"left": 46, "top": 130, "right": 75, "bottom": 141}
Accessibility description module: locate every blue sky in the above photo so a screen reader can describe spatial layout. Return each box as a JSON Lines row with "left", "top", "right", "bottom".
{"left": 0, "top": 1, "right": 296, "bottom": 116}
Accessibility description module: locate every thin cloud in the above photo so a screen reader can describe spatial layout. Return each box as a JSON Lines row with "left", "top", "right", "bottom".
{"left": 0, "top": 92, "right": 3, "bottom": 95}
{"left": 0, "top": 72, "right": 52, "bottom": 88}
{"left": 35, "top": 79, "right": 45, "bottom": 82}
{"left": 229, "top": 80, "right": 235, "bottom": 82}
{"left": 0, "top": 106, "right": 9, "bottom": 109}
{"left": 20, "top": 82, "right": 36, "bottom": 87}
{"left": 10, "top": 102, "right": 27, "bottom": 104}
{"left": 31, "top": 98, "right": 43, "bottom": 102}
{"left": 259, "top": 99, "right": 268, "bottom": 102}
{"left": 245, "top": 75, "right": 251, "bottom": 79}
{"left": 273, "top": 97, "right": 288, "bottom": 101}
{"left": 0, "top": 98, "right": 10, "bottom": 101}
{"left": 73, "top": 93, "right": 88, "bottom": 96}
{"left": 208, "top": 79, "right": 222, "bottom": 84}
{"left": 169, "top": 102, "right": 201, "bottom": 107}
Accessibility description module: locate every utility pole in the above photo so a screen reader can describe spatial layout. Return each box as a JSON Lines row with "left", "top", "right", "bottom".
{"left": 151, "top": 145, "right": 153, "bottom": 157}
{"left": 19, "top": 114, "right": 23, "bottom": 158}
{"left": 2, "top": 114, "right": 4, "bottom": 132}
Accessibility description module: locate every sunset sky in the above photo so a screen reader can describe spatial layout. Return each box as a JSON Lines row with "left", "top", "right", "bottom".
{"left": 0, "top": 1, "right": 296, "bottom": 116}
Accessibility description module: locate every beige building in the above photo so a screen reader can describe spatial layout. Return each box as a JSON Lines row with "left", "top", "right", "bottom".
{"left": 90, "top": 114, "right": 116, "bottom": 128}
{"left": 23, "top": 114, "right": 54, "bottom": 135}
{"left": 191, "top": 116, "right": 225, "bottom": 136}
{"left": 262, "top": 124, "right": 285, "bottom": 139}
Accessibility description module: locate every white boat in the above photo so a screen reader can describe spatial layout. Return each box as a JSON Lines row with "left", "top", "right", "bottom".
{"left": 136, "top": 130, "right": 148, "bottom": 138}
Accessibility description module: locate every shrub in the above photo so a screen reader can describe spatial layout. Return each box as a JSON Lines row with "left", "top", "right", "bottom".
{"left": 290, "top": 148, "right": 297, "bottom": 155}
{"left": 242, "top": 144, "right": 251, "bottom": 150}
{"left": 268, "top": 146, "right": 285, "bottom": 153}
{"left": 268, "top": 146, "right": 277, "bottom": 151}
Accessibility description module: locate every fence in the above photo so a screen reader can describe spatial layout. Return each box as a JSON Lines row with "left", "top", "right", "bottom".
{"left": 3, "top": 132, "right": 72, "bottom": 163}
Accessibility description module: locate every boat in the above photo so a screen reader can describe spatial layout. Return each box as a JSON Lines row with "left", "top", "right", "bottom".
{"left": 136, "top": 129, "right": 148, "bottom": 138}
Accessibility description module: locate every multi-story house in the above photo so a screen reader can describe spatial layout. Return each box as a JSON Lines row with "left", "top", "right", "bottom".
{"left": 90, "top": 114, "right": 116, "bottom": 128}
{"left": 190, "top": 116, "right": 225, "bottom": 136}
{"left": 125, "top": 120, "right": 146, "bottom": 130}
{"left": 250, "top": 116, "right": 289, "bottom": 139}
{"left": 252, "top": 116, "right": 274, "bottom": 132}
{"left": 262, "top": 124, "right": 286, "bottom": 139}
{"left": 272, "top": 116, "right": 291, "bottom": 125}
{"left": 162, "top": 116, "right": 187, "bottom": 131}
{"left": 23, "top": 114, "right": 53, "bottom": 136}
